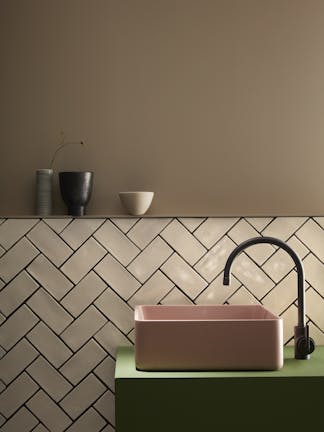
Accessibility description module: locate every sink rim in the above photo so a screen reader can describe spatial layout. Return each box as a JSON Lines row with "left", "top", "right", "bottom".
{"left": 135, "top": 304, "right": 281, "bottom": 322}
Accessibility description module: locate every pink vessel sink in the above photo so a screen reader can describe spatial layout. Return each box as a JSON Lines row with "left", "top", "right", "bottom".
{"left": 135, "top": 304, "right": 283, "bottom": 371}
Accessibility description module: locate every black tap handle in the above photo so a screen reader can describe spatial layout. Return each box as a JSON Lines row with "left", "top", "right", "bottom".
{"left": 296, "top": 325, "right": 316, "bottom": 357}
{"left": 306, "top": 324, "right": 309, "bottom": 352}
{"left": 305, "top": 325, "right": 316, "bottom": 354}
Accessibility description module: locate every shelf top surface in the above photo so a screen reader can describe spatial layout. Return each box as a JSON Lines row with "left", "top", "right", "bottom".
{"left": 1, "top": 215, "right": 324, "bottom": 219}
{"left": 115, "top": 346, "right": 324, "bottom": 379}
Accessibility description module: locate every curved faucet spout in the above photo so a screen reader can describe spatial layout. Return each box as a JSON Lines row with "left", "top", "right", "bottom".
{"left": 223, "top": 236, "right": 315, "bottom": 360}
{"left": 223, "top": 236, "right": 305, "bottom": 327}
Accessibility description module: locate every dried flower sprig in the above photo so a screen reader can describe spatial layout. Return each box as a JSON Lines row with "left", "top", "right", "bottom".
{"left": 50, "top": 131, "right": 85, "bottom": 169}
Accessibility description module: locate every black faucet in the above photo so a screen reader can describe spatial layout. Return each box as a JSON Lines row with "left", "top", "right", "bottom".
{"left": 223, "top": 236, "right": 315, "bottom": 360}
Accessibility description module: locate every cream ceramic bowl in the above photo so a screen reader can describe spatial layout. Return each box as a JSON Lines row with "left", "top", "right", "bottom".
{"left": 119, "top": 191, "right": 154, "bottom": 216}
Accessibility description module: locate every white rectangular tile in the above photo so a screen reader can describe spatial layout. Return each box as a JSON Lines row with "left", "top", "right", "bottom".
{"left": 95, "top": 288, "right": 133, "bottom": 333}
{"left": 0, "top": 373, "right": 38, "bottom": 417}
{"left": 0, "top": 219, "right": 39, "bottom": 250}
{"left": 245, "top": 217, "right": 273, "bottom": 232}
{"left": 27, "top": 221, "right": 73, "bottom": 266}
{"left": 94, "top": 220, "right": 140, "bottom": 265}
{"left": 303, "top": 254, "right": 324, "bottom": 297}
{"left": 160, "top": 219, "right": 206, "bottom": 265}
{"left": 95, "top": 254, "right": 140, "bottom": 300}
{"left": 194, "top": 218, "right": 239, "bottom": 248}
{"left": 127, "top": 328, "right": 135, "bottom": 343}
{"left": 314, "top": 217, "right": 324, "bottom": 229}
{"left": 0, "top": 271, "right": 39, "bottom": 316}
{"left": 60, "top": 219, "right": 105, "bottom": 250}
{"left": 0, "top": 305, "right": 38, "bottom": 350}
{"left": 195, "top": 274, "right": 241, "bottom": 305}
{"left": 95, "top": 322, "right": 131, "bottom": 357}
{"left": 94, "top": 390, "right": 115, "bottom": 425}
{"left": 27, "top": 322, "right": 72, "bottom": 368}
{"left": 111, "top": 217, "right": 139, "bottom": 233}
{"left": 194, "top": 236, "right": 237, "bottom": 282}
{"left": 262, "top": 232, "right": 309, "bottom": 283}
{"left": 100, "top": 425, "right": 114, "bottom": 432}
{"left": 227, "top": 286, "right": 260, "bottom": 305}
{"left": 0, "top": 238, "right": 39, "bottom": 282}
{"left": 160, "top": 287, "right": 193, "bottom": 305}
{"left": 306, "top": 288, "right": 324, "bottom": 331}
{"left": 178, "top": 218, "right": 205, "bottom": 232}
{"left": 27, "top": 357, "right": 72, "bottom": 402}
{"left": 27, "top": 288, "right": 73, "bottom": 334}
{"left": 64, "top": 408, "right": 106, "bottom": 432}
{"left": 128, "top": 271, "right": 174, "bottom": 307}
{"left": 43, "top": 218, "right": 72, "bottom": 234}
{"left": 228, "top": 219, "right": 275, "bottom": 264}
{"left": 128, "top": 237, "right": 173, "bottom": 283}
{"left": 280, "top": 303, "right": 298, "bottom": 344}
{"left": 230, "top": 253, "right": 274, "bottom": 299}
{"left": 0, "top": 339, "right": 38, "bottom": 385}
{"left": 60, "top": 340, "right": 106, "bottom": 385}
{"left": 61, "top": 271, "right": 107, "bottom": 317}
{"left": 287, "top": 235, "right": 309, "bottom": 260}
{"left": 61, "top": 306, "right": 107, "bottom": 351}
{"left": 94, "top": 357, "right": 115, "bottom": 391}
{"left": 28, "top": 421, "right": 48, "bottom": 430}
{"left": 308, "top": 321, "right": 324, "bottom": 345}
{"left": 27, "top": 390, "right": 72, "bottom": 432}
{"left": 161, "top": 254, "right": 207, "bottom": 299}
{"left": 262, "top": 217, "right": 306, "bottom": 240}
{"left": 127, "top": 218, "right": 171, "bottom": 249}
{"left": 262, "top": 249, "right": 295, "bottom": 283}
{"left": 60, "top": 374, "right": 106, "bottom": 420}
{"left": 0, "top": 407, "right": 38, "bottom": 432}
{"left": 296, "top": 219, "right": 324, "bottom": 262}
{"left": 61, "top": 238, "right": 106, "bottom": 284}
{"left": 27, "top": 254, "right": 73, "bottom": 300}
{"left": 1, "top": 414, "right": 6, "bottom": 428}
{"left": 262, "top": 271, "right": 298, "bottom": 316}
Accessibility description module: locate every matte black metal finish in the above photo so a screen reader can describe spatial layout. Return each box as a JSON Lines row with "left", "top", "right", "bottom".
{"left": 59, "top": 171, "right": 93, "bottom": 216}
{"left": 223, "top": 236, "right": 315, "bottom": 360}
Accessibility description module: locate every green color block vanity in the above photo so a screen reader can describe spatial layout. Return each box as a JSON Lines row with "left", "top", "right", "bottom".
{"left": 115, "top": 346, "right": 324, "bottom": 431}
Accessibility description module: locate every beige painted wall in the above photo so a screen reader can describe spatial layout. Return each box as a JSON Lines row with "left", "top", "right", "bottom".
{"left": 1, "top": 0, "right": 324, "bottom": 216}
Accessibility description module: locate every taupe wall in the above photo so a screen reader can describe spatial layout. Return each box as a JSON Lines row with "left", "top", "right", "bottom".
{"left": 1, "top": 0, "right": 324, "bottom": 216}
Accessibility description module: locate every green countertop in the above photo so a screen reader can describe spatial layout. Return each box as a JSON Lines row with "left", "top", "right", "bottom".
{"left": 115, "top": 346, "right": 324, "bottom": 431}
{"left": 115, "top": 345, "right": 324, "bottom": 379}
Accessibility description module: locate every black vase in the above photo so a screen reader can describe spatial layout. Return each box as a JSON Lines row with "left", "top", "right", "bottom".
{"left": 59, "top": 171, "right": 93, "bottom": 216}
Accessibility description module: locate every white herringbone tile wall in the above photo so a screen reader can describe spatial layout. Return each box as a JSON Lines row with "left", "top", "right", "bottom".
{"left": 0, "top": 217, "right": 323, "bottom": 431}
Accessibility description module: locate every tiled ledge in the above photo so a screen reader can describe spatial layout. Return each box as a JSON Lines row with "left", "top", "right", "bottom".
{"left": 1, "top": 214, "right": 324, "bottom": 218}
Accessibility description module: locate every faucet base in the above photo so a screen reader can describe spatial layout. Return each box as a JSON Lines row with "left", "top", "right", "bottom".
{"left": 294, "top": 325, "right": 315, "bottom": 359}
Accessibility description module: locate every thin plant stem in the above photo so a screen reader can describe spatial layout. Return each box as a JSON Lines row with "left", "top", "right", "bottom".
{"left": 50, "top": 132, "right": 84, "bottom": 169}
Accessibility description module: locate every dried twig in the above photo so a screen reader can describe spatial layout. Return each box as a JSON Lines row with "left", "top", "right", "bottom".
{"left": 50, "top": 131, "right": 85, "bottom": 169}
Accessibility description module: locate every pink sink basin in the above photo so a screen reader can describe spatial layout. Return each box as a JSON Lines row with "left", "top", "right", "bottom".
{"left": 135, "top": 304, "right": 283, "bottom": 371}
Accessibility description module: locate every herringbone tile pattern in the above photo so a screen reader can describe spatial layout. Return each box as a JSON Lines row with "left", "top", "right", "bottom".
{"left": 0, "top": 217, "right": 323, "bottom": 431}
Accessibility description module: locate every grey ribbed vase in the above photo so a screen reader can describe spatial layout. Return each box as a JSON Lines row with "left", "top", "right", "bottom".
{"left": 59, "top": 171, "right": 93, "bottom": 216}
{"left": 36, "top": 169, "right": 53, "bottom": 216}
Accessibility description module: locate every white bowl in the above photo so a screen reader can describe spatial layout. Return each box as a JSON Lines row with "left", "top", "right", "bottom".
{"left": 119, "top": 191, "right": 154, "bottom": 216}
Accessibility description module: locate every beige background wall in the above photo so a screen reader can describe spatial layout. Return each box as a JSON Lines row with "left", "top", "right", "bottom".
{"left": 1, "top": 0, "right": 324, "bottom": 216}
